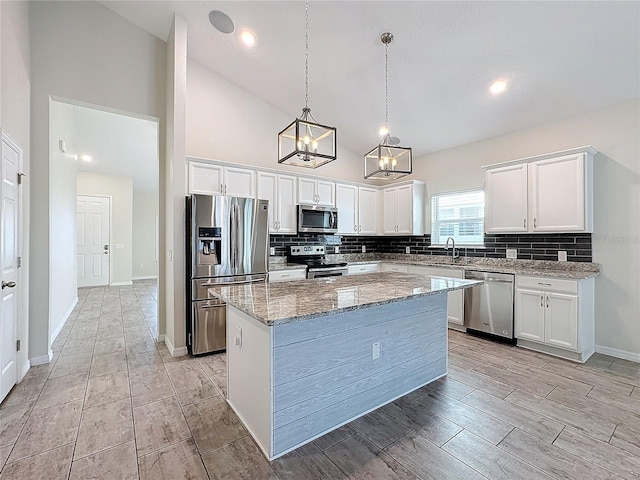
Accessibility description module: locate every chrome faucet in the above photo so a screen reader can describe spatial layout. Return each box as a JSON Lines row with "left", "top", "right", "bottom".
{"left": 445, "top": 237, "right": 459, "bottom": 264}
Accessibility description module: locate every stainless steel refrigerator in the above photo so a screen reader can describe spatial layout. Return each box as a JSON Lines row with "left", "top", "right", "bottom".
{"left": 186, "top": 194, "right": 269, "bottom": 355}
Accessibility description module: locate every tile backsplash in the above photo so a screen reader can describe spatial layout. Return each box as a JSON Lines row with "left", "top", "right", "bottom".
{"left": 270, "top": 233, "right": 592, "bottom": 262}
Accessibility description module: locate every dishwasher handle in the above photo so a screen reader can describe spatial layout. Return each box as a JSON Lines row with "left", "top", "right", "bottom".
{"left": 465, "top": 271, "right": 515, "bottom": 283}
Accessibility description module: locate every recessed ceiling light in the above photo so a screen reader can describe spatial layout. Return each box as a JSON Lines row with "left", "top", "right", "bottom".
{"left": 80, "top": 154, "right": 92, "bottom": 162}
{"left": 209, "top": 10, "right": 234, "bottom": 34}
{"left": 489, "top": 79, "right": 508, "bottom": 95}
{"left": 239, "top": 29, "right": 256, "bottom": 47}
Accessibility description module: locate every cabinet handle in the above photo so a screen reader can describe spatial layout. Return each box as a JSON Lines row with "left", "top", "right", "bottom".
{"left": 354, "top": 225, "right": 358, "bottom": 232}
{"left": 546, "top": 296, "right": 549, "bottom": 308}
{"left": 534, "top": 217, "right": 537, "bottom": 228}
{"left": 221, "top": 183, "right": 224, "bottom": 194}
{"left": 523, "top": 218, "right": 527, "bottom": 229}
{"left": 359, "top": 225, "right": 362, "bottom": 233}
{"left": 540, "top": 295, "right": 544, "bottom": 307}
{"left": 537, "top": 282, "right": 551, "bottom": 286}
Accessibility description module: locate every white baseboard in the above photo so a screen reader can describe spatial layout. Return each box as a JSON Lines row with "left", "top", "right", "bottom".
{"left": 133, "top": 275, "right": 158, "bottom": 280}
{"left": 595, "top": 345, "right": 640, "bottom": 363}
{"left": 165, "top": 335, "right": 188, "bottom": 357}
{"left": 51, "top": 297, "right": 78, "bottom": 343}
{"left": 111, "top": 281, "right": 133, "bottom": 286}
{"left": 20, "top": 360, "right": 31, "bottom": 380}
{"left": 156, "top": 334, "right": 165, "bottom": 343}
{"left": 30, "top": 349, "right": 53, "bottom": 366}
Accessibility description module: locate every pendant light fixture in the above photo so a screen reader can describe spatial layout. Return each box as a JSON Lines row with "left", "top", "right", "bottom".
{"left": 278, "top": 0, "right": 337, "bottom": 168}
{"left": 364, "top": 32, "right": 412, "bottom": 180}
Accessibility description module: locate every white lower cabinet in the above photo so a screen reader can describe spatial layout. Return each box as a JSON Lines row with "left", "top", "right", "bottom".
{"left": 515, "top": 275, "right": 593, "bottom": 362}
{"left": 406, "top": 265, "right": 464, "bottom": 327}
{"left": 347, "top": 263, "right": 379, "bottom": 275}
{"left": 269, "top": 269, "right": 307, "bottom": 283}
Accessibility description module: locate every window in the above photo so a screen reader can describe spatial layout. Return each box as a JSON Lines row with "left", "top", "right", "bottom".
{"left": 431, "top": 189, "right": 484, "bottom": 246}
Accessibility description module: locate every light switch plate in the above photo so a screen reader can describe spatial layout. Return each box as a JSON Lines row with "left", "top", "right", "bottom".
{"left": 270, "top": 247, "right": 275, "bottom": 255}
{"left": 506, "top": 248, "right": 517, "bottom": 259}
{"left": 361, "top": 245, "right": 366, "bottom": 253}
{"left": 558, "top": 250, "right": 567, "bottom": 262}
{"left": 334, "top": 246, "right": 340, "bottom": 253}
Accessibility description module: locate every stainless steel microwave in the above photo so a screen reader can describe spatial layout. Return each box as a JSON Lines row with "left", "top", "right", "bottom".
{"left": 298, "top": 204, "right": 338, "bottom": 234}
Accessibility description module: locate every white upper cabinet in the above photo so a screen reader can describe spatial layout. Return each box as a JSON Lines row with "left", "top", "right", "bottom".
{"left": 336, "top": 184, "right": 378, "bottom": 235}
{"left": 257, "top": 172, "right": 297, "bottom": 234}
{"left": 188, "top": 161, "right": 254, "bottom": 198}
{"left": 188, "top": 162, "right": 223, "bottom": 195}
{"left": 382, "top": 181, "right": 425, "bottom": 235}
{"left": 485, "top": 164, "right": 528, "bottom": 233}
{"left": 484, "top": 147, "right": 595, "bottom": 234}
{"left": 529, "top": 154, "right": 587, "bottom": 232}
{"left": 298, "top": 177, "right": 335, "bottom": 206}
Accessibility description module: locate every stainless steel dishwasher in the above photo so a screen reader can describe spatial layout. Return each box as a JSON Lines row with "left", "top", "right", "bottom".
{"left": 464, "top": 271, "right": 515, "bottom": 340}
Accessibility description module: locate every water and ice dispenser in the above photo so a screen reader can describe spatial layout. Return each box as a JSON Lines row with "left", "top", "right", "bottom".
{"left": 197, "top": 226, "right": 221, "bottom": 266}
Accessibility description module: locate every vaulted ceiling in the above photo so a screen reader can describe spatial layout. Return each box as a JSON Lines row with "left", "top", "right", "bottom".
{"left": 102, "top": 1, "right": 640, "bottom": 157}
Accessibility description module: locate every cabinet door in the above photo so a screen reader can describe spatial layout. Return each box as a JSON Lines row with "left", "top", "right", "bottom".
{"left": 529, "top": 154, "right": 585, "bottom": 232}
{"left": 515, "top": 288, "right": 545, "bottom": 342}
{"left": 383, "top": 188, "right": 397, "bottom": 234}
{"left": 395, "top": 185, "right": 413, "bottom": 234}
{"left": 297, "top": 177, "right": 317, "bottom": 204}
{"left": 224, "top": 166, "right": 255, "bottom": 198}
{"left": 358, "top": 187, "right": 378, "bottom": 234}
{"left": 277, "top": 175, "right": 298, "bottom": 234}
{"left": 336, "top": 184, "right": 358, "bottom": 235}
{"left": 316, "top": 180, "right": 335, "bottom": 206}
{"left": 256, "top": 172, "right": 278, "bottom": 232}
{"left": 188, "top": 162, "right": 223, "bottom": 195}
{"left": 545, "top": 292, "right": 578, "bottom": 350}
{"left": 485, "top": 164, "right": 528, "bottom": 233}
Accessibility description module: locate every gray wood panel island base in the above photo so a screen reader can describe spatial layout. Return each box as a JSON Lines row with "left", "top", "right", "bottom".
{"left": 213, "top": 272, "right": 481, "bottom": 460}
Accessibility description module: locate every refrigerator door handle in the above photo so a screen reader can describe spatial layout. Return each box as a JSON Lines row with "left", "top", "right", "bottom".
{"left": 201, "top": 277, "right": 266, "bottom": 288}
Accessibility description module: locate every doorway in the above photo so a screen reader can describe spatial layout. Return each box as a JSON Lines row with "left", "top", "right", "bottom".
{"left": 1, "top": 132, "right": 22, "bottom": 402}
{"left": 76, "top": 195, "right": 111, "bottom": 287}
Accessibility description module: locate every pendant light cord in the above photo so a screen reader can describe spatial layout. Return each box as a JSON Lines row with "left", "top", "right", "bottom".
{"left": 385, "top": 40, "right": 389, "bottom": 131}
{"left": 304, "top": 0, "right": 310, "bottom": 111}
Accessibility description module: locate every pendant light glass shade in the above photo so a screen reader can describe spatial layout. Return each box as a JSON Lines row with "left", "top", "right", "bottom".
{"left": 278, "top": 0, "right": 337, "bottom": 168}
{"left": 364, "top": 32, "right": 412, "bottom": 180}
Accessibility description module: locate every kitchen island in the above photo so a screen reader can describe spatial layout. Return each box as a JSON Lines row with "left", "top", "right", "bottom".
{"left": 213, "top": 272, "right": 481, "bottom": 460}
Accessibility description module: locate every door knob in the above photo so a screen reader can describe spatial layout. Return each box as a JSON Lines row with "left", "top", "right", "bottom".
{"left": 2, "top": 281, "right": 16, "bottom": 289}
{"left": 104, "top": 244, "right": 109, "bottom": 255}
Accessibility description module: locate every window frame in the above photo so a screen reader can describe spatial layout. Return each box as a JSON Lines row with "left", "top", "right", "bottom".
{"left": 430, "top": 188, "right": 485, "bottom": 247}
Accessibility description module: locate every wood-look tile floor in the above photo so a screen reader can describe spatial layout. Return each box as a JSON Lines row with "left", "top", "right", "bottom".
{"left": 1, "top": 282, "right": 639, "bottom": 479}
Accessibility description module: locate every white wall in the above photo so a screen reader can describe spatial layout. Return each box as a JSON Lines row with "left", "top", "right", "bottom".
{"left": 133, "top": 191, "right": 158, "bottom": 279}
{"left": 414, "top": 99, "right": 640, "bottom": 359}
{"left": 77, "top": 172, "right": 134, "bottom": 285}
{"left": 1, "top": 0, "right": 31, "bottom": 374}
{"left": 49, "top": 100, "right": 78, "bottom": 343}
{"left": 30, "top": 1, "right": 166, "bottom": 359}
{"left": 186, "top": 59, "right": 367, "bottom": 184}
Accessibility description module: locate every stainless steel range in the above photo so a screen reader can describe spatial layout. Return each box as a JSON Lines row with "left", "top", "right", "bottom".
{"left": 288, "top": 245, "right": 348, "bottom": 279}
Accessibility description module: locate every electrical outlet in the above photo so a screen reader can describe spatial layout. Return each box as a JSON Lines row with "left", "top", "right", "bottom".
{"left": 405, "top": 246, "right": 411, "bottom": 254}
{"left": 506, "top": 248, "right": 517, "bottom": 259}
{"left": 334, "top": 246, "right": 340, "bottom": 254}
{"left": 361, "top": 245, "right": 366, "bottom": 253}
{"left": 558, "top": 250, "right": 567, "bottom": 262}
{"left": 270, "top": 247, "right": 275, "bottom": 256}
{"left": 372, "top": 342, "right": 381, "bottom": 360}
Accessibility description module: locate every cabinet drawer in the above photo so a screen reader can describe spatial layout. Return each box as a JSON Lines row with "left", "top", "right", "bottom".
{"left": 516, "top": 276, "right": 578, "bottom": 294}
{"left": 269, "top": 269, "right": 307, "bottom": 283}
{"left": 380, "top": 263, "right": 408, "bottom": 273}
{"left": 347, "top": 264, "right": 379, "bottom": 275}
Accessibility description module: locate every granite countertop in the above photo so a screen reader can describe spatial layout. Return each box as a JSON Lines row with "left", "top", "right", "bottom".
{"left": 269, "top": 254, "right": 600, "bottom": 280}
{"left": 212, "top": 272, "right": 481, "bottom": 326}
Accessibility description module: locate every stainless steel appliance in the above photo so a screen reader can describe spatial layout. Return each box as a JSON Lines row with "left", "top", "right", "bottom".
{"left": 288, "top": 245, "right": 347, "bottom": 279}
{"left": 186, "top": 194, "right": 269, "bottom": 355}
{"left": 298, "top": 205, "right": 338, "bottom": 234}
{"left": 464, "top": 271, "right": 515, "bottom": 340}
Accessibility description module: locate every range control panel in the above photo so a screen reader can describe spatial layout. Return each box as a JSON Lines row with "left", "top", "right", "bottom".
{"left": 290, "top": 245, "right": 325, "bottom": 256}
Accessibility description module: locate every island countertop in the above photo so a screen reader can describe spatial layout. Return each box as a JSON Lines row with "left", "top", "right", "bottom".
{"left": 211, "top": 272, "right": 481, "bottom": 326}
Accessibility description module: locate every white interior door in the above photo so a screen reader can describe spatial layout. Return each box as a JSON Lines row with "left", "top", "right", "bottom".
{"left": 1, "top": 133, "right": 20, "bottom": 402}
{"left": 77, "top": 195, "right": 110, "bottom": 287}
